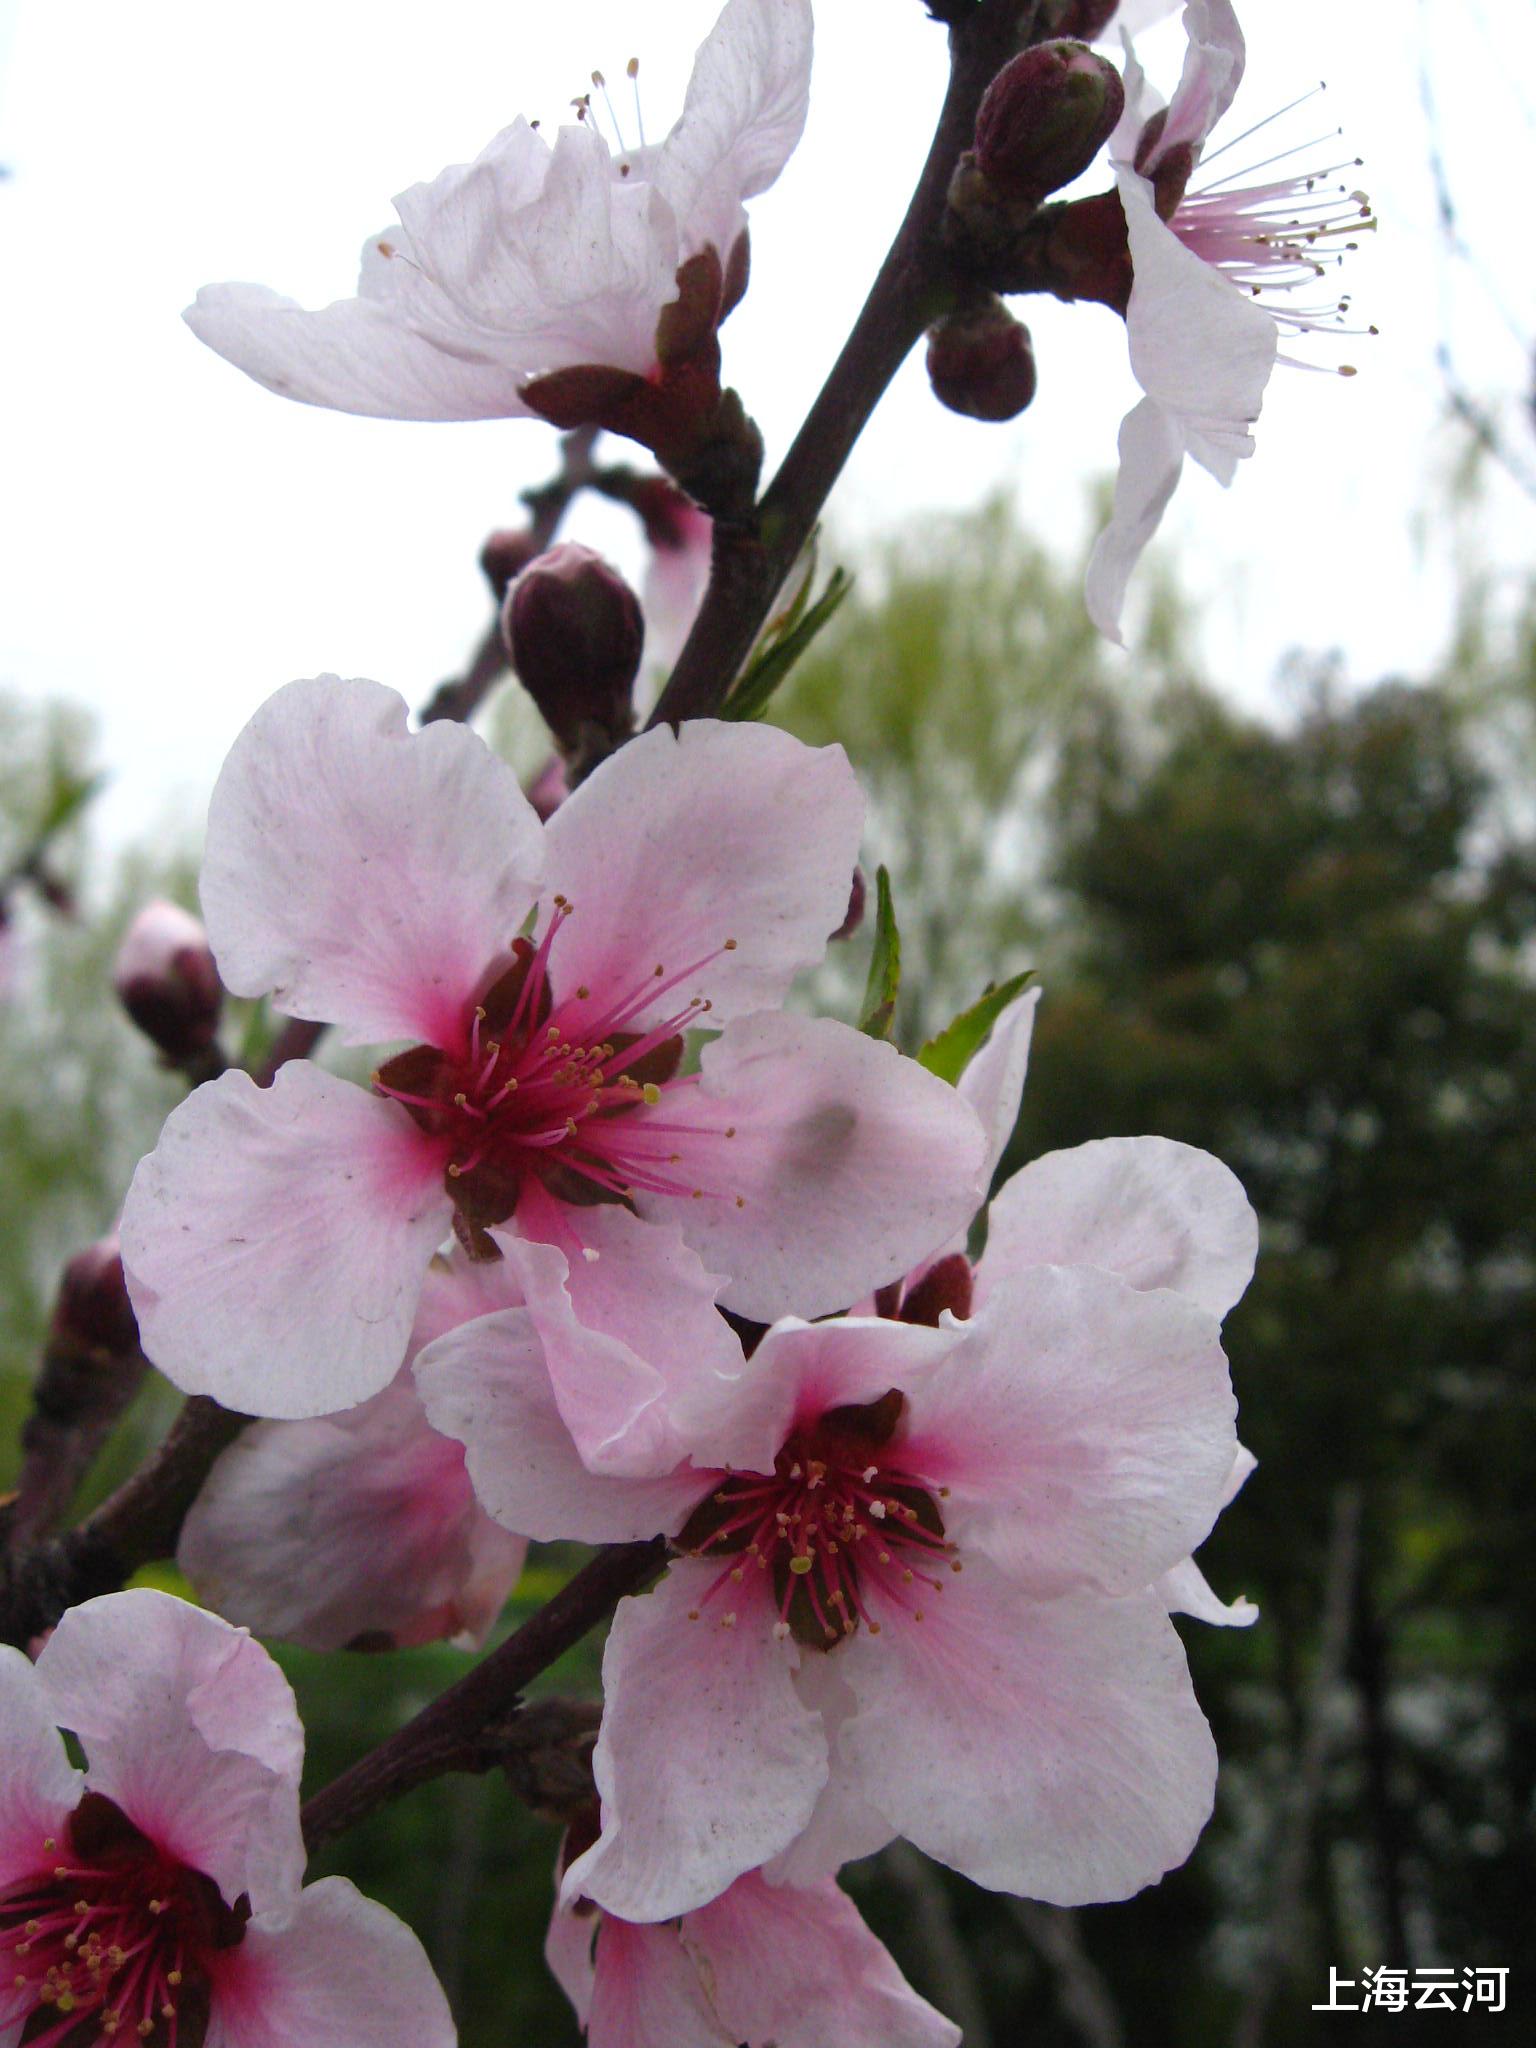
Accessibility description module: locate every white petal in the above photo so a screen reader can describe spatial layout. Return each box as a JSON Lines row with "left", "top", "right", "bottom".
{"left": 202, "top": 676, "right": 542, "bottom": 1047}
{"left": 121, "top": 1065, "right": 449, "bottom": 1419}
{"left": 1084, "top": 393, "right": 1187, "bottom": 644}
{"left": 977, "top": 1135, "right": 1258, "bottom": 1319}
{"left": 0, "top": 1647, "right": 82, "bottom": 1892}
{"left": 565, "top": 1561, "right": 827, "bottom": 1922}
{"left": 835, "top": 1562, "right": 1217, "bottom": 1904}
{"left": 541, "top": 718, "right": 862, "bottom": 1030}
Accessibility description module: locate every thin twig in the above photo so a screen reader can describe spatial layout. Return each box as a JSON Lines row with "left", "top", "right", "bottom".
{"left": 879, "top": 1841, "right": 996, "bottom": 2048}
{"left": 301, "top": 1541, "right": 665, "bottom": 1851}
{"left": 1009, "top": 1901, "right": 1125, "bottom": 2048}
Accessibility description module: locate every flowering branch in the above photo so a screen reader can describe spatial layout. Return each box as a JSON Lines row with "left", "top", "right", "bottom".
{"left": 648, "top": 0, "right": 1040, "bottom": 728}
{"left": 300, "top": 1539, "right": 667, "bottom": 1851}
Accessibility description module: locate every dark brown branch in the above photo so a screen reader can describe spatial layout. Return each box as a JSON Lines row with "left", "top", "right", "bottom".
{"left": 0, "top": 1398, "right": 248, "bottom": 1648}
{"left": 302, "top": 1540, "right": 665, "bottom": 1851}
{"left": 648, "top": 0, "right": 1038, "bottom": 729}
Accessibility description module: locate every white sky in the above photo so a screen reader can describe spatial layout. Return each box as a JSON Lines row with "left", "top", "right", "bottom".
{"left": 1, "top": 0, "right": 1533, "bottom": 849}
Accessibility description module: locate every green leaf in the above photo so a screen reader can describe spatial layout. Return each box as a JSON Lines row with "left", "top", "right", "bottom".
{"left": 722, "top": 567, "right": 853, "bottom": 724}
{"left": 917, "top": 970, "right": 1035, "bottom": 1085}
{"left": 860, "top": 865, "right": 901, "bottom": 1039}
{"left": 35, "top": 765, "right": 105, "bottom": 842}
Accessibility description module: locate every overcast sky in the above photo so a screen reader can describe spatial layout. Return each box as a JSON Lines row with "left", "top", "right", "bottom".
{"left": 1, "top": 0, "right": 1532, "bottom": 848}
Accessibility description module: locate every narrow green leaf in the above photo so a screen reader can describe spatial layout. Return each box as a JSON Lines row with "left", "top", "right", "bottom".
{"left": 860, "top": 865, "right": 901, "bottom": 1039}
{"left": 917, "top": 970, "right": 1035, "bottom": 1085}
{"left": 721, "top": 568, "right": 853, "bottom": 723}
{"left": 35, "top": 767, "right": 105, "bottom": 842}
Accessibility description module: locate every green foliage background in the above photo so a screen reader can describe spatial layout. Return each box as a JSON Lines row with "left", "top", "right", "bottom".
{"left": 3, "top": 498, "right": 1533, "bottom": 2044}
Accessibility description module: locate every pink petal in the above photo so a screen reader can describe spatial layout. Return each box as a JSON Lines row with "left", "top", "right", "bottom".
{"left": 178, "top": 1368, "right": 526, "bottom": 1652}
{"left": 414, "top": 1307, "right": 706, "bottom": 1543}
{"left": 688, "top": 1871, "right": 962, "bottom": 2048}
{"left": 904, "top": 1265, "right": 1237, "bottom": 1597}
{"left": 1160, "top": 1443, "right": 1259, "bottom": 1625}
{"left": 184, "top": 275, "right": 538, "bottom": 422}
{"left": 540, "top": 720, "right": 862, "bottom": 1030}
{"left": 0, "top": 1647, "right": 82, "bottom": 1891}
{"left": 764, "top": 1658, "right": 894, "bottom": 1884}
{"left": 660, "top": 1014, "right": 987, "bottom": 1323}
{"left": 654, "top": 0, "right": 815, "bottom": 265}
{"left": 202, "top": 676, "right": 542, "bottom": 1047}
{"left": 834, "top": 1560, "right": 1218, "bottom": 1903}
{"left": 565, "top": 1561, "right": 828, "bottom": 1923}
{"left": 37, "top": 1591, "right": 305, "bottom": 1915}
{"left": 681, "top": 1314, "right": 963, "bottom": 1479}
{"left": 583, "top": 1917, "right": 731, "bottom": 2048}
{"left": 207, "top": 1876, "right": 455, "bottom": 2048}
{"left": 121, "top": 1064, "right": 449, "bottom": 1419}
{"left": 504, "top": 1194, "right": 744, "bottom": 1476}
{"left": 976, "top": 1136, "right": 1258, "bottom": 1320}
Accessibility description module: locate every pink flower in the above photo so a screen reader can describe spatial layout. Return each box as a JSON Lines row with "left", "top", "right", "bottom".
{"left": 547, "top": 1862, "right": 960, "bottom": 2048}
{"left": 184, "top": 0, "right": 812, "bottom": 455}
{"left": 419, "top": 1274, "right": 1239, "bottom": 1918}
{"left": 1085, "top": 0, "right": 1374, "bottom": 638}
{"left": 0, "top": 1589, "right": 453, "bottom": 2047}
{"left": 120, "top": 678, "right": 987, "bottom": 1471}
{"left": 178, "top": 1252, "right": 530, "bottom": 1652}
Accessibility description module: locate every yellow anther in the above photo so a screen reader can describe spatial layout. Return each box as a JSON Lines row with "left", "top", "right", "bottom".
{"left": 723, "top": 938, "right": 738, "bottom": 951}
{"left": 642, "top": 1083, "right": 661, "bottom": 1104}
{"left": 446, "top": 1163, "right": 463, "bottom": 1178}
{"left": 788, "top": 1555, "right": 814, "bottom": 1576}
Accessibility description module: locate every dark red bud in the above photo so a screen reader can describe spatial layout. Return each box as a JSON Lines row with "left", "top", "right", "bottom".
{"left": 114, "top": 900, "right": 223, "bottom": 1064}
{"left": 479, "top": 528, "right": 542, "bottom": 602}
{"left": 927, "top": 297, "right": 1038, "bottom": 422}
{"left": 974, "top": 40, "right": 1125, "bottom": 207}
{"left": 50, "top": 1238, "right": 139, "bottom": 1357}
{"left": 504, "top": 543, "right": 643, "bottom": 760}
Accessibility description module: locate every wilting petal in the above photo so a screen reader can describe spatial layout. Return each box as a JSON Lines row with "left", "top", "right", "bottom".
{"left": 202, "top": 676, "right": 542, "bottom": 1047}
{"left": 835, "top": 1560, "right": 1217, "bottom": 1904}
{"left": 0, "top": 1649, "right": 81, "bottom": 1890}
{"left": 541, "top": 719, "right": 862, "bottom": 1030}
{"left": 504, "top": 1194, "right": 744, "bottom": 1476}
{"left": 37, "top": 1592, "right": 305, "bottom": 1916}
{"left": 977, "top": 1135, "right": 1257, "bottom": 1319}
{"left": 660, "top": 1013, "right": 987, "bottom": 1323}
{"left": 121, "top": 1064, "right": 448, "bottom": 1419}
{"left": 414, "top": 1307, "right": 706, "bottom": 1543}
{"left": 178, "top": 1370, "right": 527, "bottom": 1651}
{"left": 903, "top": 1267, "right": 1237, "bottom": 1597}
{"left": 688, "top": 1871, "right": 962, "bottom": 2048}
{"left": 654, "top": 0, "right": 815, "bottom": 264}
{"left": 565, "top": 1561, "right": 827, "bottom": 1922}
{"left": 208, "top": 1876, "right": 455, "bottom": 2047}
{"left": 1084, "top": 393, "right": 1186, "bottom": 643}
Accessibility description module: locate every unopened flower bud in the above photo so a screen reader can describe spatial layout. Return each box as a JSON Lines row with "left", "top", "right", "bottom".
{"left": 974, "top": 41, "right": 1125, "bottom": 208}
{"left": 479, "top": 527, "right": 542, "bottom": 602}
{"left": 50, "top": 1237, "right": 139, "bottom": 1358}
{"left": 927, "top": 297, "right": 1038, "bottom": 422}
{"left": 504, "top": 543, "right": 643, "bottom": 762}
{"left": 114, "top": 899, "right": 223, "bottom": 1064}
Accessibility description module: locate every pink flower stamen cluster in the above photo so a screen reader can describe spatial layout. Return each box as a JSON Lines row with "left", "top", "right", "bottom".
{"left": 681, "top": 1396, "right": 959, "bottom": 1647}
{"left": 373, "top": 898, "right": 742, "bottom": 1226}
{"left": 1, "top": 1819, "right": 231, "bottom": 2046}
{"left": 1171, "top": 92, "right": 1377, "bottom": 361}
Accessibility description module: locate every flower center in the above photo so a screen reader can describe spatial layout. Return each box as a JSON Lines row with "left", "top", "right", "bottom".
{"left": 0, "top": 1795, "right": 245, "bottom": 2048}
{"left": 374, "top": 898, "right": 736, "bottom": 1253}
{"left": 677, "top": 1390, "right": 956, "bottom": 1651}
